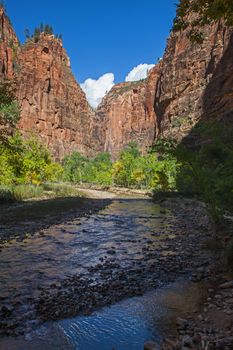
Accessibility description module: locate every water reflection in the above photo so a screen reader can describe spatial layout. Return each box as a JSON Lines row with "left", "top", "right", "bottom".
{"left": 0, "top": 280, "right": 208, "bottom": 350}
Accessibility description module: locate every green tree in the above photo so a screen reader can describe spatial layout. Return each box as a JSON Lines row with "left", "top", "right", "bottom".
{"left": 24, "top": 28, "right": 30, "bottom": 40}
{"left": 0, "top": 133, "right": 63, "bottom": 186}
{"left": 173, "top": 0, "right": 233, "bottom": 42}
{"left": 0, "top": 80, "right": 20, "bottom": 147}
{"left": 63, "top": 152, "right": 87, "bottom": 183}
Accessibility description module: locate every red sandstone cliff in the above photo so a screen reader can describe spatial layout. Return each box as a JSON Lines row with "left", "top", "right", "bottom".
{"left": 154, "top": 20, "right": 233, "bottom": 142}
{"left": 0, "top": 7, "right": 19, "bottom": 79}
{"left": 0, "top": 8, "right": 96, "bottom": 160}
{"left": 96, "top": 20, "right": 233, "bottom": 155}
{"left": 95, "top": 66, "right": 159, "bottom": 158}
{"left": 17, "top": 34, "right": 95, "bottom": 160}
{"left": 0, "top": 6, "right": 233, "bottom": 159}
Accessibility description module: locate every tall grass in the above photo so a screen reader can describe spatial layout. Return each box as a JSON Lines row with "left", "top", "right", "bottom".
{"left": 0, "top": 183, "right": 83, "bottom": 202}
{"left": 42, "top": 183, "right": 83, "bottom": 197}
{"left": 0, "top": 185, "right": 44, "bottom": 202}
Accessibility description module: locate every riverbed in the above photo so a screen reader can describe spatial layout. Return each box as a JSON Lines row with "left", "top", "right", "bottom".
{"left": 0, "top": 191, "right": 213, "bottom": 349}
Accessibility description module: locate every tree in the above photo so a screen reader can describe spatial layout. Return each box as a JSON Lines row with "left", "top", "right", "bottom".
{"left": 33, "top": 27, "right": 41, "bottom": 43}
{"left": 44, "top": 24, "right": 53, "bottom": 35}
{"left": 24, "top": 28, "right": 30, "bottom": 40}
{"left": 173, "top": 0, "right": 233, "bottom": 42}
{"left": 0, "top": 80, "right": 20, "bottom": 147}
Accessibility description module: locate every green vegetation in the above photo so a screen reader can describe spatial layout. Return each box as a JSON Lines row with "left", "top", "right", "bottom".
{"left": 0, "top": 184, "right": 44, "bottom": 201}
{"left": 174, "top": 121, "right": 233, "bottom": 222}
{"left": 25, "top": 24, "right": 62, "bottom": 43}
{"left": 63, "top": 141, "right": 179, "bottom": 191}
{"left": 112, "top": 80, "right": 145, "bottom": 96}
{"left": 174, "top": 0, "right": 233, "bottom": 42}
{"left": 0, "top": 80, "right": 20, "bottom": 146}
{"left": 152, "top": 120, "right": 233, "bottom": 224}
{"left": 0, "top": 133, "right": 63, "bottom": 187}
{"left": 63, "top": 151, "right": 112, "bottom": 186}
{"left": 0, "top": 183, "right": 83, "bottom": 202}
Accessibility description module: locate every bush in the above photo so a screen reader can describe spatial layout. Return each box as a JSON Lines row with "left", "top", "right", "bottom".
{"left": 63, "top": 142, "right": 179, "bottom": 191}
{"left": 0, "top": 133, "right": 63, "bottom": 186}
{"left": 175, "top": 121, "right": 233, "bottom": 221}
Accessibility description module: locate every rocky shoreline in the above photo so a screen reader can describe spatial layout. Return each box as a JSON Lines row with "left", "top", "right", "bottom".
{"left": 155, "top": 199, "right": 233, "bottom": 350}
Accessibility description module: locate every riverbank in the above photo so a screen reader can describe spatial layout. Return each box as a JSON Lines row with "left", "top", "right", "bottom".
{"left": 0, "top": 186, "right": 113, "bottom": 245}
{"left": 158, "top": 198, "right": 233, "bottom": 350}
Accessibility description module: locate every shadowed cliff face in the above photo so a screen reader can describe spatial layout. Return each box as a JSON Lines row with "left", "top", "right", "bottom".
{"left": 154, "top": 20, "right": 233, "bottom": 143}
{"left": 202, "top": 29, "right": 233, "bottom": 123}
{"left": 179, "top": 26, "right": 233, "bottom": 148}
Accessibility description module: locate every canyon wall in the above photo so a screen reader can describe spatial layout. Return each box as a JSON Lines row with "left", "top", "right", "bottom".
{"left": 154, "top": 20, "right": 233, "bottom": 143}
{"left": 95, "top": 66, "right": 159, "bottom": 159}
{"left": 0, "top": 7, "right": 19, "bottom": 79}
{"left": 0, "top": 8, "right": 96, "bottom": 160}
{"left": 0, "top": 6, "right": 233, "bottom": 160}
{"left": 99, "top": 20, "right": 233, "bottom": 153}
{"left": 16, "top": 35, "right": 95, "bottom": 160}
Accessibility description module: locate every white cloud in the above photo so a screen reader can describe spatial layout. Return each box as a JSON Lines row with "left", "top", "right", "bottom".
{"left": 81, "top": 64, "right": 155, "bottom": 108}
{"left": 81, "top": 73, "right": 115, "bottom": 108}
{"left": 125, "top": 63, "right": 155, "bottom": 82}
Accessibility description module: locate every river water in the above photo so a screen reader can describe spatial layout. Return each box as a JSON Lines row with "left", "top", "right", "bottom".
{"left": 0, "top": 197, "right": 207, "bottom": 349}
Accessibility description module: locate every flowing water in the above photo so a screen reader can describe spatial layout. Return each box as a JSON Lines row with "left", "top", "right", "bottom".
{"left": 0, "top": 197, "right": 207, "bottom": 349}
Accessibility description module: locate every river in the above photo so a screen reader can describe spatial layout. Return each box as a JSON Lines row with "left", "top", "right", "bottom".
{"left": 0, "top": 194, "right": 211, "bottom": 349}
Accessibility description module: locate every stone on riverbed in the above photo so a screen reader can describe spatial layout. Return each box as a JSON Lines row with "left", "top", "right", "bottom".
{"left": 219, "top": 280, "right": 233, "bottom": 289}
{"left": 144, "top": 340, "right": 159, "bottom": 350}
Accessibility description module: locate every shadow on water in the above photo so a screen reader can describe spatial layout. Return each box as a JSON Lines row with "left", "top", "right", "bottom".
{"left": 0, "top": 195, "right": 112, "bottom": 240}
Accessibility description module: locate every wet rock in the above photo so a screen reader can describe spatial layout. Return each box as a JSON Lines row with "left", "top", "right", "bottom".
{"left": 144, "top": 340, "right": 159, "bottom": 350}
{"left": 182, "top": 335, "right": 193, "bottom": 347}
{"left": 219, "top": 280, "right": 233, "bottom": 289}
{"left": 106, "top": 249, "right": 116, "bottom": 255}
{"left": 176, "top": 317, "right": 189, "bottom": 329}
{"left": 1, "top": 305, "right": 13, "bottom": 316}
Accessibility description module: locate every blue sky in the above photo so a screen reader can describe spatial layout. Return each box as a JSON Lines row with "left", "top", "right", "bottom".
{"left": 5, "top": 0, "right": 176, "bottom": 84}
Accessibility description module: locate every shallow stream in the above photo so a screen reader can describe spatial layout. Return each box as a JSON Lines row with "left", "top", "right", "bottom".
{"left": 0, "top": 197, "right": 207, "bottom": 349}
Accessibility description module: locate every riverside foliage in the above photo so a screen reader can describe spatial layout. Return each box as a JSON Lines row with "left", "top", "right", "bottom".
{"left": 63, "top": 142, "right": 179, "bottom": 191}
{"left": 0, "top": 132, "right": 63, "bottom": 186}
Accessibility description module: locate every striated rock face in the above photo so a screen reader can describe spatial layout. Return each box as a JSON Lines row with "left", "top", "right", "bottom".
{"left": 95, "top": 66, "right": 159, "bottom": 159}
{"left": 16, "top": 35, "right": 95, "bottom": 160}
{"left": 0, "top": 7, "right": 19, "bottom": 80}
{"left": 0, "top": 8, "right": 96, "bottom": 160}
{"left": 154, "top": 21, "right": 233, "bottom": 142}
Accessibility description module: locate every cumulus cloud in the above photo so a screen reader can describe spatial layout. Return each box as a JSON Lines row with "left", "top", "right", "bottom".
{"left": 125, "top": 63, "right": 155, "bottom": 82}
{"left": 81, "top": 63, "right": 155, "bottom": 108}
{"left": 81, "top": 73, "right": 115, "bottom": 109}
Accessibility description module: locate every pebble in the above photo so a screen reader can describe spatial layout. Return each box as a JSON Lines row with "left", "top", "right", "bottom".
{"left": 144, "top": 341, "right": 159, "bottom": 350}
{"left": 220, "top": 280, "right": 233, "bottom": 289}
